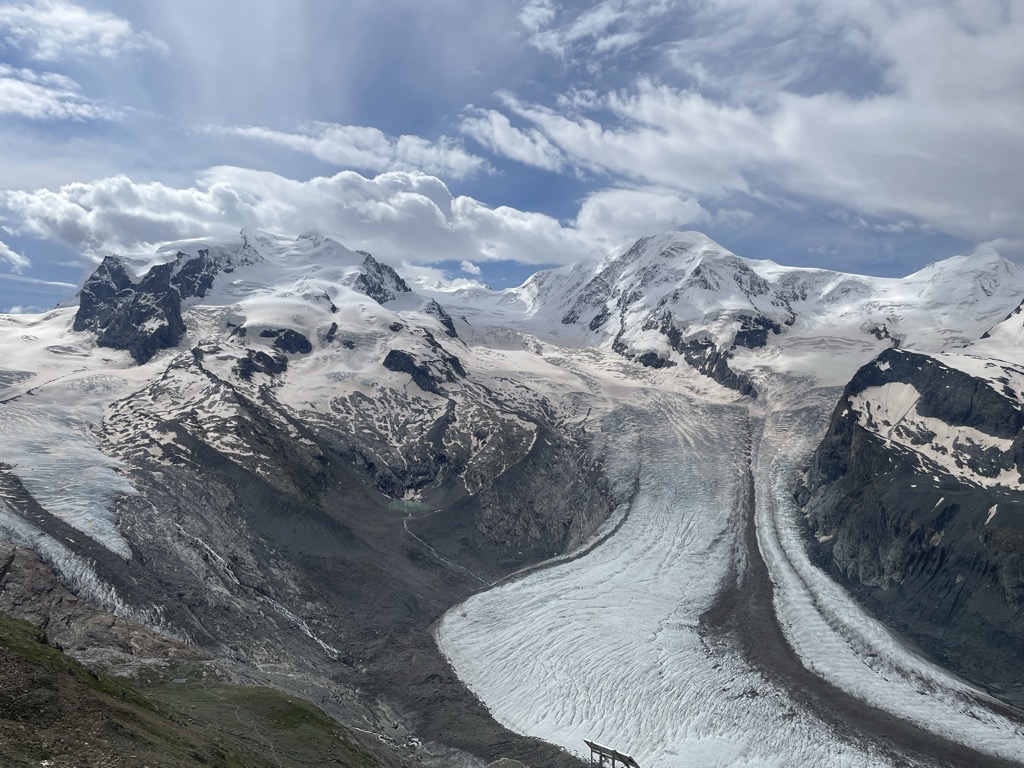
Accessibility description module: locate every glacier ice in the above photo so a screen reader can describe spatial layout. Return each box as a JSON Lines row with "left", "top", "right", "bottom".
{"left": 437, "top": 385, "right": 1024, "bottom": 767}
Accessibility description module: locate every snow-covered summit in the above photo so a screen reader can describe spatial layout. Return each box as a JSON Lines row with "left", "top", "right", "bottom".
{"left": 423, "top": 233, "right": 1024, "bottom": 395}
{"left": 515, "top": 233, "right": 1022, "bottom": 342}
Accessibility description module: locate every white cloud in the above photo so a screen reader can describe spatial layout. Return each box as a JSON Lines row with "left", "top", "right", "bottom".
{"left": 400, "top": 261, "right": 486, "bottom": 292}
{"left": 460, "top": 259, "right": 482, "bottom": 275}
{"left": 713, "top": 208, "right": 755, "bottom": 228}
{"left": 519, "top": 0, "right": 555, "bottom": 33}
{"left": 208, "top": 122, "right": 488, "bottom": 180}
{"left": 0, "top": 271, "right": 74, "bottom": 288}
{"left": 460, "top": 107, "right": 565, "bottom": 171}
{"left": 493, "top": 1, "right": 1024, "bottom": 245}
{"left": 0, "top": 64, "right": 120, "bottom": 120}
{"left": 524, "top": 0, "right": 673, "bottom": 57}
{"left": 0, "top": 237, "right": 30, "bottom": 271}
{"left": 979, "top": 237, "right": 1024, "bottom": 259}
{"left": 0, "top": 0, "right": 166, "bottom": 60}
{"left": 575, "top": 187, "right": 711, "bottom": 242}
{"left": 502, "top": 82, "right": 771, "bottom": 197}
{"left": 1, "top": 167, "right": 599, "bottom": 266}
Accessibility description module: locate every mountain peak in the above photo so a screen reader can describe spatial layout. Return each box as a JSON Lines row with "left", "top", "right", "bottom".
{"left": 910, "top": 245, "right": 1017, "bottom": 280}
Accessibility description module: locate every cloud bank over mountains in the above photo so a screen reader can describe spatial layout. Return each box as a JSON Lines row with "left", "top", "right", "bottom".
{"left": 3, "top": 168, "right": 597, "bottom": 266}
{"left": 0, "top": 0, "right": 1021, "bottom": 310}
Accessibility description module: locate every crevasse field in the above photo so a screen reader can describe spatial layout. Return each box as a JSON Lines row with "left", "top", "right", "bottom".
{"left": 436, "top": 383, "right": 1024, "bottom": 767}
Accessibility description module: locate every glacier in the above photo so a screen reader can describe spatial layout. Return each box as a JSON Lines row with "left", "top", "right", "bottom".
{"left": 438, "top": 375, "right": 1024, "bottom": 767}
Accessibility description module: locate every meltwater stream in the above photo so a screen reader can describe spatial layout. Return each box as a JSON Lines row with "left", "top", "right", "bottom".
{"left": 436, "top": 387, "right": 1024, "bottom": 767}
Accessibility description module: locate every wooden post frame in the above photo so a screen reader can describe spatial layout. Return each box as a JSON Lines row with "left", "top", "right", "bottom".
{"left": 584, "top": 739, "right": 640, "bottom": 767}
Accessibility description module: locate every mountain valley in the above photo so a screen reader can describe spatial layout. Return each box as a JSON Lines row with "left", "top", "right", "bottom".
{"left": 2, "top": 230, "right": 1024, "bottom": 767}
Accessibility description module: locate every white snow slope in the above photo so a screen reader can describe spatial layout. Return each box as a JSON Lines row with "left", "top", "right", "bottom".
{"left": 3, "top": 230, "right": 1024, "bottom": 766}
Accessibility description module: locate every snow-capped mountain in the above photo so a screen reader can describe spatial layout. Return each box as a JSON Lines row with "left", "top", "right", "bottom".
{"left": 435, "top": 232, "right": 1024, "bottom": 397}
{"left": 2, "top": 229, "right": 1024, "bottom": 768}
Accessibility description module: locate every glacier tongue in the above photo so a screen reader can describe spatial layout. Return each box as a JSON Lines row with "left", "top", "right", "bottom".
{"left": 437, "top": 377, "right": 1024, "bottom": 767}
{"left": 0, "top": 403, "right": 136, "bottom": 560}
{"left": 439, "top": 390, "right": 867, "bottom": 767}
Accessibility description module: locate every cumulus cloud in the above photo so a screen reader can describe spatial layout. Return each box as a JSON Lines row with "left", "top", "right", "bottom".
{"left": 1, "top": 167, "right": 600, "bottom": 266}
{"left": 0, "top": 237, "right": 30, "bottom": 271}
{"left": 0, "top": 0, "right": 166, "bottom": 60}
{"left": 0, "top": 64, "right": 120, "bottom": 120}
{"left": 2, "top": 167, "right": 771, "bottom": 277}
{"left": 400, "top": 261, "right": 486, "bottom": 292}
{"left": 208, "top": 122, "right": 488, "bottom": 180}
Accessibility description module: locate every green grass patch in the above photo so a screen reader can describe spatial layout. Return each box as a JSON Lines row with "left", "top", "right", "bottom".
{"left": 0, "top": 611, "right": 381, "bottom": 767}
{"left": 0, "top": 612, "right": 154, "bottom": 711}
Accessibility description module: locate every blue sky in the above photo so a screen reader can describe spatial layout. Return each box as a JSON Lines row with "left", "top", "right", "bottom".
{"left": 0, "top": 0, "right": 1022, "bottom": 311}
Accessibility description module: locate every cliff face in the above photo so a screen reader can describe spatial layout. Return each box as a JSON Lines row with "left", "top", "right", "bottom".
{"left": 802, "top": 348, "right": 1024, "bottom": 704}
{"left": 73, "top": 255, "right": 188, "bottom": 364}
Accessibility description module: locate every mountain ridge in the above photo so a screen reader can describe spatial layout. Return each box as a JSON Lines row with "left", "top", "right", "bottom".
{"left": 2, "top": 229, "right": 1024, "bottom": 766}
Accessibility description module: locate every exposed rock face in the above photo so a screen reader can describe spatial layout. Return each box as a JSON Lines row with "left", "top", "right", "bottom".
{"left": 424, "top": 299, "right": 459, "bottom": 338}
{"left": 0, "top": 542, "right": 198, "bottom": 661}
{"left": 677, "top": 338, "right": 757, "bottom": 397}
{"left": 626, "top": 309, "right": 757, "bottom": 396}
{"left": 382, "top": 348, "right": 465, "bottom": 396}
{"left": 354, "top": 253, "right": 411, "bottom": 304}
{"left": 73, "top": 246, "right": 259, "bottom": 364}
{"left": 867, "top": 323, "right": 901, "bottom": 346}
{"left": 235, "top": 349, "right": 289, "bottom": 380}
{"left": 802, "top": 348, "right": 1024, "bottom": 704}
{"left": 74, "top": 256, "right": 186, "bottom": 364}
{"left": 561, "top": 275, "right": 612, "bottom": 327}
{"left": 259, "top": 328, "right": 313, "bottom": 355}
{"left": 733, "top": 314, "right": 784, "bottom": 349}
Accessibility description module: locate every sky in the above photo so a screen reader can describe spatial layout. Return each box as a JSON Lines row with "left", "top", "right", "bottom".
{"left": 0, "top": 0, "right": 1022, "bottom": 312}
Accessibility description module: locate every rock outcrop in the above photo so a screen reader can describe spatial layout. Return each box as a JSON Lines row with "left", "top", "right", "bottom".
{"left": 0, "top": 542, "right": 198, "bottom": 661}
{"left": 801, "top": 348, "right": 1024, "bottom": 704}
{"left": 354, "top": 252, "right": 411, "bottom": 304}
{"left": 74, "top": 256, "right": 186, "bottom": 364}
{"left": 73, "top": 246, "right": 259, "bottom": 364}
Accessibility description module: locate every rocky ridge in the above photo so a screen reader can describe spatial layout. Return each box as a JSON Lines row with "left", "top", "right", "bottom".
{"left": 802, "top": 344, "right": 1024, "bottom": 706}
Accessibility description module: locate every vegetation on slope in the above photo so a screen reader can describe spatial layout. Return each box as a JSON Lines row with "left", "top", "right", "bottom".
{"left": 0, "top": 611, "right": 381, "bottom": 768}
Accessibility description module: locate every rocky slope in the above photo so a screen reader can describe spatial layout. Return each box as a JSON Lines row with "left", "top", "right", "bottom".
{"left": 802, "top": 339, "right": 1024, "bottom": 706}
{"left": 0, "top": 610, "right": 383, "bottom": 768}
{"left": 0, "top": 230, "right": 612, "bottom": 767}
